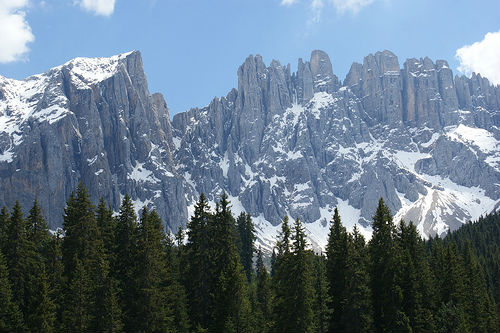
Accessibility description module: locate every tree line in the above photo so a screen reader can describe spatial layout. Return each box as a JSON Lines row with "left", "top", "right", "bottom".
{"left": 0, "top": 183, "right": 498, "bottom": 332}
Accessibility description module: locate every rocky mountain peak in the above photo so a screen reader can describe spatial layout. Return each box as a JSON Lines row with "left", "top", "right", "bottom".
{"left": 1, "top": 50, "right": 499, "bottom": 250}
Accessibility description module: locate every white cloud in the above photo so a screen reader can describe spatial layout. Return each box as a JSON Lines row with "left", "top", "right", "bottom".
{"left": 0, "top": 0, "right": 35, "bottom": 63}
{"left": 456, "top": 31, "right": 500, "bottom": 86}
{"left": 281, "top": 0, "right": 375, "bottom": 22}
{"left": 309, "top": 0, "right": 324, "bottom": 24}
{"left": 331, "top": 0, "right": 374, "bottom": 14}
{"left": 79, "top": 0, "right": 116, "bottom": 17}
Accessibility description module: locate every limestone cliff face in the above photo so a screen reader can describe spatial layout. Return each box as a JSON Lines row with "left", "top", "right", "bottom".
{"left": 0, "top": 51, "right": 186, "bottom": 229}
{"left": 1, "top": 50, "right": 498, "bottom": 244}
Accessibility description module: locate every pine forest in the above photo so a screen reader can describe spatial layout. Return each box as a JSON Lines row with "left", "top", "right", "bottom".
{"left": 0, "top": 182, "right": 498, "bottom": 333}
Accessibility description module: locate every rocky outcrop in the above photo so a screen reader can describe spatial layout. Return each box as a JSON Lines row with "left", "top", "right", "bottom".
{"left": 0, "top": 51, "right": 186, "bottom": 229}
{"left": 0, "top": 50, "right": 499, "bottom": 243}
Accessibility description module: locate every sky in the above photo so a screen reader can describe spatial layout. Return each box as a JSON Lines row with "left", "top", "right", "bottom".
{"left": 0, "top": 0, "right": 499, "bottom": 116}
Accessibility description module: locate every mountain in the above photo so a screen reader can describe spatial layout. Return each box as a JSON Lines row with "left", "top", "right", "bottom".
{"left": 1, "top": 50, "right": 499, "bottom": 249}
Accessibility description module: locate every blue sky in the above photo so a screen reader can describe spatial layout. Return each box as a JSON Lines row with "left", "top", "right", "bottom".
{"left": 0, "top": 0, "right": 499, "bottom": 116}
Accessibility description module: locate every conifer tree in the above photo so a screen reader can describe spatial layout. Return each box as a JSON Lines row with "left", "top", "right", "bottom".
{"left": 0, "top": 207, "right": 8, "bottom": 250}
{"left": 396, "top": 220, "right": 435, "bottom": 332}
{"left": 290, "top": 218, "right": 314, "bottom": 333}
{"left": 61, "top": 183, "right": 106, "bottom": 332}
{"left": 210, "top": 193, "right": 251, "bottom": 333}
{"left": 164, "top": 229, "right": 191, "bottom": 333}
{"left": 0, "top": 251, "right": 23, "bottom": 332}
{"left": 26, "top": 261, "right": 56, "bottom": 332}
{"left": 184, "top": 193, "right": 212, "bottom": 329}
{"left": 343, "top": 225, "right": 373, "bottom": 333}
{"left": 255, "top": 247, "right": 273, "bottom": 332}
{"left": 46, "top": 230, "right": 64, "bottom": 331}
{"left": 62, "top": 255, "right": 91, "bottom": 331}
{"left": 94, "top": 198, "right": 123, "bottom": 333}
{"left": 236, "top": 212, "right": 255, "bottom": 282}
{"left": 272, "top": 216, "right": 294, "bottom": 332}
{"left": 432, "top": 243, "right": 468, "bottom": 332}
{"left": 326, "top": 207, "right": 349, "bottom": 332}
{"left": 96, "top": 197, "right": 116, "bottom": 259}
{"left": 4, "top": 201, "right": 34, "bottom": 326}
{"left": 270, "top": 249, "right": 277, "bottom": 277}
{"left": 369, "top": 198, "right": 403, "bottom": 333}
{"left": 462, "top": 241, "right": 498, "bottom": 332}
{"left": 113, "top": 194, "right": 139, "bottom": 332}
{"left": 26, "top": 200, "right": 51, "bottom": 258}
{"left": 312, "top": 254, "right": 330, "bottom": 333}
{"left": 136, "top": 208, "right": 169, "bottom": 332}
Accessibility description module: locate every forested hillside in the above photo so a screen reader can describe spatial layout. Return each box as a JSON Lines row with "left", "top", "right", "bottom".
{"left": 0, "top": 183, "right": 498, "bottom": 333}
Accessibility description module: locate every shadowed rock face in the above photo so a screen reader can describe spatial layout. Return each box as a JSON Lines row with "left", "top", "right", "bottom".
{"left": 1, "top": 50, "right": 499, "bottom": 242}
{"left": 0, "top": 51, "right": 186, "bottom": 230}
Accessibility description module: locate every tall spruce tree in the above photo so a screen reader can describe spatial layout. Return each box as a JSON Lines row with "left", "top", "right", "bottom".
{"left": 113, "top": 194, "right": 139, "bottom": 332}
{"left": 290, "top": 218, "right": 314, "bottom": 333}
{"left": 96, "top": 197, "right": 116, "bottom": 259}
{"left": 61, "top": 183, "right": 107, "bottom": 332}
{"left": 210, "top": 193, "right": 251, "bottom": 333}
{"left": 326, "top": 207, "right": 349, "bottom": 332}
{"left": 396, "top": 220, "right": 435, "bottom": 332}
{"left": 369, "top": 198, "right": 404, "bottom": 333}
{"left": 236, "top": 212, "right": 255, "bottom": 282}
{"left": 184, "top": 193, "right": 212, "bottom": 330}
{"left": 272, "top": 216, "right": 294, "bottom": 332}
{"left": 26, "top": 261, "right": 56, "bottom": 332}
{"left": 136, "top": 208, "right": 169, "bottom": 332}
{"left": 343, "top": 225, "right": 373, "bottom": 333}
{"left": 164, "top": 229, "right": 191, "bottom": 333}
{"left": 45, "top": 230, "right": 64, "bottom": 331}
{"left": 462, "top": 241, "right": 499, "bottom": 332}
{"left": 0, "top": 207, "right": 9, "bottom": 251}
{"left": 312, "top": 254, "right": 330, "bottom": 333}
{"left": 26, "top": 200, "right": 51, "bottom": 259}
{"left": 4, "top": 201, "right": 34, "bottom": 328}
{"left": 255, "top": 247, "right": 273, "bottom": 332}
{"left": 0, "top": 250, "right": 23, "bottom": 332}
{"left": 432, "top": 243, "right": 468, "bottom": 332}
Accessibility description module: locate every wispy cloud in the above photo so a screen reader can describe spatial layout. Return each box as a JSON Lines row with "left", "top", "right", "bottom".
{"left": 281, "top": 0, "right": 376, "bottom": 23}
{"left": 78, "top": 0, "right": 116, "bottom": 17}
{"left": 309, "top": 0, "right": 324, "bottom": 24}
{"left": 456, "top": 30, "right": 500, "bottom": 85}
{"left": 0, "top": 0, "right": 35, "bottom": 63}
{"left": 331, "top": 0, "right": 374, "bottom": 14}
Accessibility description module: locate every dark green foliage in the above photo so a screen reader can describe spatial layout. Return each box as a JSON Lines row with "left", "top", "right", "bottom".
{"left": 3, "top": 201, "right": 34, "bottom": 327}
{"left": 343, "top": 225, "right": 373, "bottom": 332}
{"left": 61, "top": 183, "right": 106, "bottom": 332}
{"left": 290, "top": 218, "right": 314, "bottom": 333}
{"left": 396, "top": 220, "right": 435, "bottom": 332}
{"left": 26, "top": 261, "right": 56, "bottom": 332}
{"left": 96, "top": 197, "right": 116, "bottom": 259}
{"left": 273, "top": 217, "right": 315, "bottom": 333}
{"left": 312, "top": 254, "right": 330, "bottom": 333}
{"left": 113, "top": 194, "right": 139, "bottom": 332}
{"left": 255, "top": 248, "right": 273, "bottom": 332}
{"left": 326, "top": 207, "right": 349, "bottom": 332}
{"left": 184, "top": 193, "right": 212, "bottom": 329}
{"left": 136, "top": 208, "right": 170, "bottom": 332}
{"left": 210, "top": 193, "right": 251, "bottom": 333}
{"left": 236, "top": 212, "right": 256, "bottom": 282}
{"left": 0, "top": 251, "right": 23, "bottom": 332}
{"left": 272, "top": 216, "right": 294, "bottom": 332}
{"left": 1, "top": 185, "right": 499, "bottom": 333}
{"left": 368, "top": 198, "right": 401, "bottom": 333}
{"left": 164, "top": 233, "right": 191, "bottom": 333}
